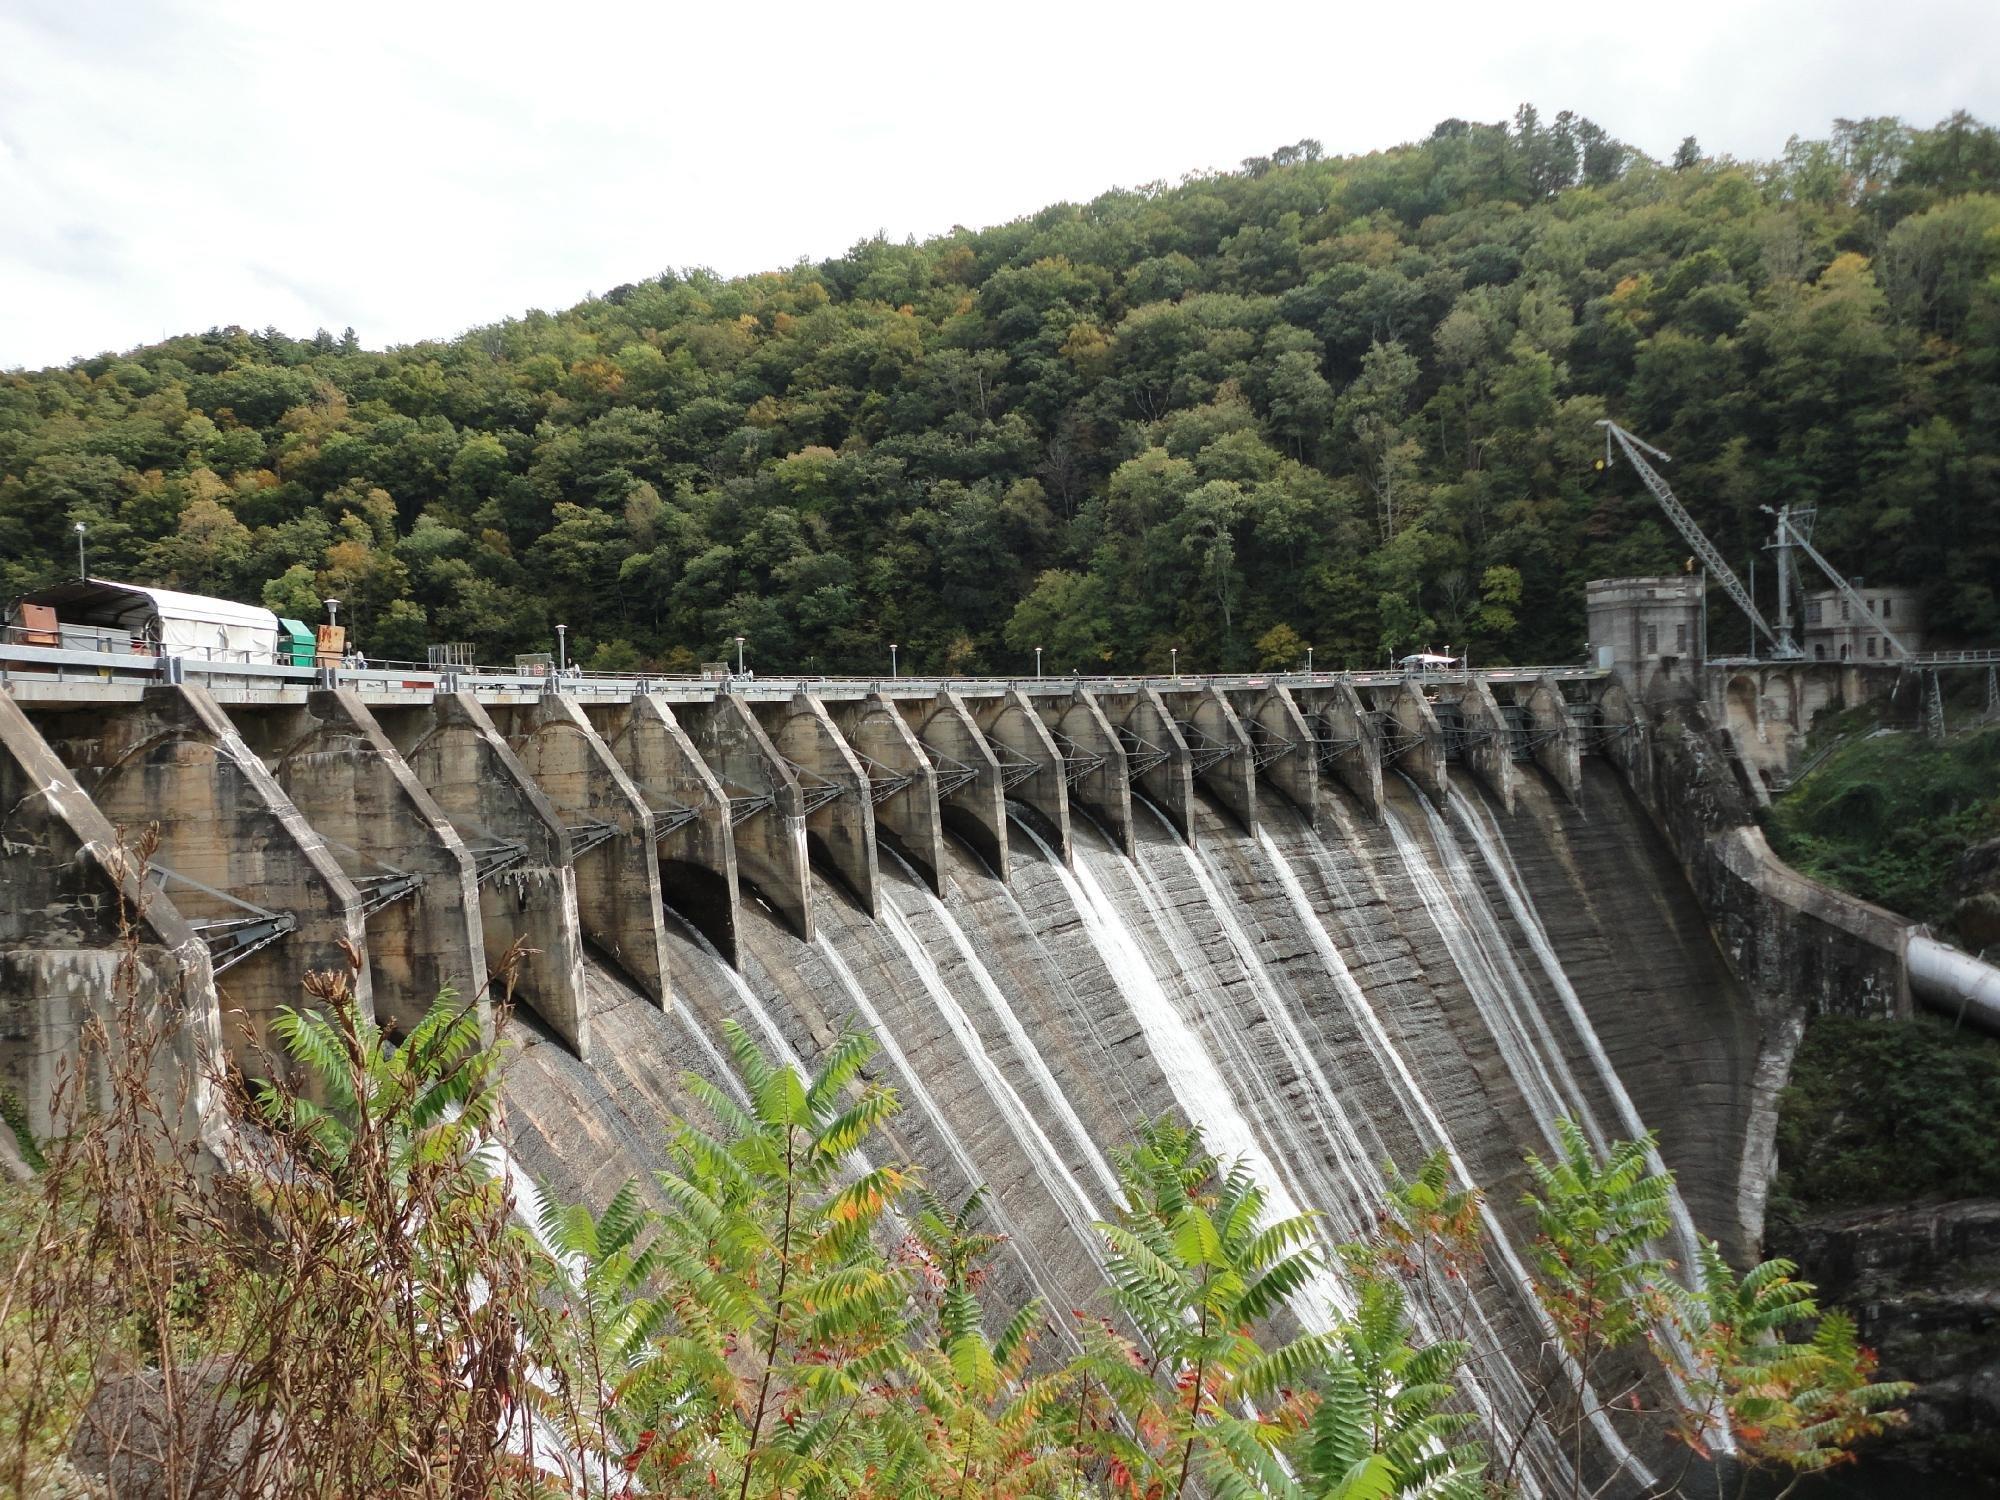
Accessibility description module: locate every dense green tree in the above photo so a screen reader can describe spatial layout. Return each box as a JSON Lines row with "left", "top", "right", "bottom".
{"left": 4, "top": 108, "right": 1997, "bottom": 673}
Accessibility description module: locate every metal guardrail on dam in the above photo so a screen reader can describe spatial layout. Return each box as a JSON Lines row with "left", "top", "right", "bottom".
{"left": 0, "top": 635, "right": 1607, "bottom": 705}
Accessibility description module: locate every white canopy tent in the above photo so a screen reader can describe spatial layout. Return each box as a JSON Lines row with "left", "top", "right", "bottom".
{"left": 8, "top": 578, "right": 284, "bottom": 662}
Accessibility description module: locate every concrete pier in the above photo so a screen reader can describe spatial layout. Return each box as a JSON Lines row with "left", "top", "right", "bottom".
{"left": 23, "top": 684, "right": 370, "bottom": 1079}
{"left": 371, "top": 692, "right": 589, "bottom": 1057}
{"left": 972, "top": 689, "right": 1071, "bottom": 866}
{"left": 830, "top": 693, "right": 943, "bottom": 897}
{"left": 1526, "top": 675, "right": 1585, "bottom": 800}
{"left": 1163, "top": 684, "right": 1257, "bottom": 832}
{"left": 1435, "top": 678, "right": 1515, "bottom": 812}
{"left": 585, "top": 695, "right": 741, "bottom": 963}
{"left": 673, "top": 695, "right": 813, "bottom": 941}
{"left": 1232, "top": 684, "right": 1317, "bottom": 817}
{"left": 1099, "top": 686, "right": 1196, "bottom": 844}
{"left": 901, "top": 690, "right": 1009, "bottom": 881}
{"left": 755, "top": 693, "right": 877, "bottom": 915}
{"left": 1370, "top": 681, "right": 1448, "bottom": 801}
{"left": 1296, "top": 683, "right": 1382, "bottom": 816}
{"left": 228, "top": 689, "right": 487, "bottom": 1039}
{"left": 1038, "top": 690, "right": 1133, "bottom": 857}
{"left": 494, "top": 697, "right": 671, "bottom": 1007}
{"left": 0, "top": 692, "right": 222, "bottom": 1142}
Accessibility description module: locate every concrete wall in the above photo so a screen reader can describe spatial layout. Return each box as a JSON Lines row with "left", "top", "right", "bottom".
{"left": 756, "top": 693, "right": 878, "bottom": 915}
{"left": 1161, "top": 685, "right": 1257, "bottom": 832}
{"left": 495, "top": 696, "right": 671, "bottom": 1007}
{"left": 1368, "top": 681, "right": 1448, "bottom": 801}
{"left": 1037, "top": 690, "right": 1132, "bottom": 856}
{"left": 585, "top": 694, "right": 741, "bottom": 963}
{"left": 229, "top": 689, "right": 487, "bottom": 1040}
{"left": 23, "top": 685, "right": 370, "bottom": 1082}
{"left": 372, "top": 692, "right": 590, "bottom": 1057}
{"left": 831, "top": 693, "right": 943, "bottom": 897}
{"left": 1524, "top": 676, "right": 1584, "bottom": 801}
{"left": 1608, "top": 693, "right": 1911, "bottom": 1021}
{"left": 900, "top": 691, "right": 1009, "bottom": 881}
{"left": 1098, "top": 687, "right": 1196, "bottom": 843}
{"left": 1435, "top": 678, "right": 1515, "bottom": 812}
{"left": 1297, "top": 682, "right": 1382, "bottom": 816}
{"left": 672, "top": 695, "right": 812, "bottom": 941}
{"left": 970, "top": 690, "right": 1071, "bottom": 867}
{"left": 1230, "top": 685, "right": 1317, "bottom": 818}
{"left": 0, "top": 693, "right": 222, "bottom": 1143}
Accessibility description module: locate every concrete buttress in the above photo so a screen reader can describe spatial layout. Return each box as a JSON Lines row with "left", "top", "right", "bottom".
{"left": 494, "top": 696, "right": 671, "bottom": 1007}
{"left": 1037, "top": 691, "right": 1133, "bottom": 856}
{"left": 226, "top": 689, "right": 488, "bottom": 1040}
{"left": 371, "top": 693, "right": 590, "bottom": 1058}
{"left": 1098, "top": 687, "right": 1196, "bottom": 844}
{"left": 754, "top": 694, "right": 878, "bottom": 916}
{"left": 21, "top": 684, "right": 370, "bottom": 1082}
{"left": 1231, "top": 684, "right": 1317, "bottom": 817}
{"left": 585, "top": 695, "right": 742, "bottom": 963}
{"left": 1297, "top": 683, "right": 1381, "bottom": 816}
{"left": 1161, "top": 685, "right": 1257, "bottom": 832}
{"left": 971, "top": 689, "right": 1071, "bottom": 866}
{"left": 899, "top": 691, "right": 1008, "bottom": 881}
{"left": 1435, "top": 678, "right": 1515, "bottom": 812}
{"left": 671, "top": 695, "right": 812, "bottom": 941}
{"left": 1527, "top": 675, "right": 1586, "bottom": 801}
{"left": 1371, "top": 681, "right": 1449, "bottom": 801}
{"left": 829, "top": 693, "right": 943, "bottom": 897}
{"left": 0, "top": 692, "right": 223, "bottom": 1142}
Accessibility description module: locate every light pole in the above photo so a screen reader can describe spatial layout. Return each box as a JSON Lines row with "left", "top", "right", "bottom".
{"left": 555, "top": 624, "right": 568, "bottom": 673}
{"left": 734, "top": 635, "right": 746, "bottom": 675}
{"left": 1170, "top": 647, "right": 1178, "bottom": 680}
{"left": 73, "top": 522, "right": 87, "bottom": 579}
{"left": 1306, "top": 646, "right": 1313, "bottom": 675}
{"left": 324, "top": 598, "right": 341, "bottom": 629}
{"left": 1034, "top": 646, "right": 1043, "bottom": 679}
{"left": 889, "top": 642, "right": 899, "bottom": 678}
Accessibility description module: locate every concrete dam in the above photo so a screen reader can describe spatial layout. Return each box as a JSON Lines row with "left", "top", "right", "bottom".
{"left": 3, "top": 631, "right": 1978, "bottom": 1489}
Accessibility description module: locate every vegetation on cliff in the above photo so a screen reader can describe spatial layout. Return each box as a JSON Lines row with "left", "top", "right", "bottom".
{"left": 3, "top": 110, "right": 1998, "bottom": 676}
{"left": 1773, "top": 1014, "right": 2000, "bottom": 1219}
{"left": 2, "top": 955, "right": 1905, "bottom": 1497}
{"left": 1767, "top": 721, "right": 2000, "bottom": 950}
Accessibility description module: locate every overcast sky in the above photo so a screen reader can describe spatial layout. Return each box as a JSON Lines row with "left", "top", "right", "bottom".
{"left": 3, "top": 0, "right": 1994, "bottom": 372}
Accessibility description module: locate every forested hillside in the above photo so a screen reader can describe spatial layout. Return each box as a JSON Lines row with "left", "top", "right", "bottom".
{"left": 4, "top": 107, "right": 1997, "bottom": 675}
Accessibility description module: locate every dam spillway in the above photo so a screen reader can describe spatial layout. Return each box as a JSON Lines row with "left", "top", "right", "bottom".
{"left": 0, "top": 656, "right": 1946, "bottom": 1489}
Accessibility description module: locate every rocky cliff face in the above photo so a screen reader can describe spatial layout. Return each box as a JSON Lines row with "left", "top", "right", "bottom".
{"left": 1774, "top": 1199, "right": 2000, "bottom": 1487}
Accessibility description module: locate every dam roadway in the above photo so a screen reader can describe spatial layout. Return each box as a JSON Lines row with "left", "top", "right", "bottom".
{"left": 4, "top": 642, "right": 1994, "bottom": 1492}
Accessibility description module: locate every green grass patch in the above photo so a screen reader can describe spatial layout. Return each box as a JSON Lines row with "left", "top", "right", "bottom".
{"left": 1772, "top": 1014, "right": 2000, "bottom": 1220}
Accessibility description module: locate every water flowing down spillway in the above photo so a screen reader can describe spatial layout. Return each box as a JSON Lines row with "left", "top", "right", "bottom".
{"left": 497, "top": 761, "right": 1759, "bottom": 1490}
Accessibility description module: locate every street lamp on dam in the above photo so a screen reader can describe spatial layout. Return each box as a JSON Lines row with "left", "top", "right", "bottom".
{"left": 890, "top": 643, "right": 898, "bottom": 678}
{"left": 1035, "top": 646, "right": 1042, "bottom": 679}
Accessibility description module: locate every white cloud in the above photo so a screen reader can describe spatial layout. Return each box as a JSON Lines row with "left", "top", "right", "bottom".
{"left": 2, "top": 0, "right": 1994, "bottom": 370}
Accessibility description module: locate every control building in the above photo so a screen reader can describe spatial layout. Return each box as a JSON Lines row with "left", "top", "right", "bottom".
{"left": 1801, "top": 585, "right": 1922, "bottom": 662}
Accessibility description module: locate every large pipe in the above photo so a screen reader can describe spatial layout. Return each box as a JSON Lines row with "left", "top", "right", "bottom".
{"left": 1909, "top": 933, "right": 2000, "bottom": 1034}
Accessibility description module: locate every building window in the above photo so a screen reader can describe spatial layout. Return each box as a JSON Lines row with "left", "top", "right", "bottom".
{"left": 1676, "top": 623, "right": 1689, "bottom": 651}
{"left": 1882, "top": 598, "right": 1893, "bottom": 619}
{"left": 1809, "top": 601, "right": 1821, "bottom": 624}
{"left": 1867, "top": 637, "right": 1877, "bottom": 657}
{"left": 1815, "top": 644, "right": 1826, "bottom": 661}
{"left": 1645, "top": 624, "right": 1658, "bottom": 653}
{"left": 1841, "top": 599, "right": 1850, "bottom": 621}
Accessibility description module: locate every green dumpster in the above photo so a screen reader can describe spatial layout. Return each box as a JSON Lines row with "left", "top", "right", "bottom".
{"left": 278, "top": 618, "right": 316, "bottom": 667}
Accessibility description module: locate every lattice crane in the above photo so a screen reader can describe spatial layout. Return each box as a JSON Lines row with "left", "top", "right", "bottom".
{"left": 1596, "top": 420, "right": 1795, "bottom": 658}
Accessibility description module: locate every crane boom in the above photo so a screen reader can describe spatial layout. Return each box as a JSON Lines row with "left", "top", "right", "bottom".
{"left": 1597, "top": 420, "right": 1782, "bottom": 652}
